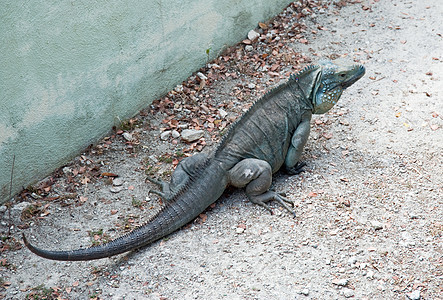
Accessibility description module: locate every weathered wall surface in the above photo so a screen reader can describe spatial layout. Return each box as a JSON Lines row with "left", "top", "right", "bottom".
{"left": 0, "top": 0, "right": 293, "bottom": 203}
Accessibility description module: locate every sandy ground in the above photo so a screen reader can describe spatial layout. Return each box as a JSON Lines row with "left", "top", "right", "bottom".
{"left": 1, "top": 0, "right": 442, "bottom": 299}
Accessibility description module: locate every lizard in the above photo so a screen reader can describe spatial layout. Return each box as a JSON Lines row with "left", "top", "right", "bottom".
{"left": 22, "top": 60, "right": 365, "bottom": 261}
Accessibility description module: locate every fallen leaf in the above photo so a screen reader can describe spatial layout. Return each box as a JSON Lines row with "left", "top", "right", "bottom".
{"left": 65, "top": 287, "right": 72, "bottom": 293}
{"left": 395, "top": 112, "right": 401, "bottom": 118}
{"left": 242, "top": 39, "right": 252, "bottom": 45}
{"left": 430, "top": 124, "right": 439, "bottom": 131}
{"left": 72, "top": 281, "right": 79, "bottom": 287}
{"left": 110, "top": 210, "right": 118, "bottom": 215}
{"left": 102, "top": 172, "right": 118, "bottom": 177}
{"left": 258, "top": 22, "right": 268, "bottom": 29}
{"left": 128, "top": 185, "right": 134, "bottom": 190}
{"left": 199, "top": 213, "right": 207, "bottom": 223}
{"left": 308, "top": 192, "right": 318, "bottom": 197}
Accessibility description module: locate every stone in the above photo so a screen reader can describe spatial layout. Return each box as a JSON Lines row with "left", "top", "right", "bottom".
{"left": 110, "top": 186, "right": 123, "bottom": 193}
{"left": 370, "top": 220, "right": 383, "bottom": 230}
{"left": 197, "top": 72, "right": 207, "bottom": 80}
{"left": 300, "top": 288, "right": 309, "bottom": 296}
{"left": 342, "top": 288, "right": 354, "bottom": 298}
{"left": 181, "top": 129, "right": 204, "bottom": 142}
{"left": 247, "top": 83, "right": 256, "bottom": 89}
{"left": 122, "top": 132, "right": 133, "bottom": 141}
{"left": 332, "top": 278, "right": 348, "bottom": 286}
{"left": 407, "top": 290, "right": 420, "bottom": 300}
{"left": 112, "top": 177, "right": 124, "bottom": 186}
{"left": 218, "top": 108, "right": 228, "bottom": 118}
{"left": 235, "top": 227, "right": 244, "bottom": 234}
{"left": 160, "top": 130, "right": 171, "bottom": 140}
{"left": 171, "top": 130, "right": 180, "bottom": 138}
{"left": 245, "top": 45, "right": 253, "bottom": 52}
{"left": 247, "top": 30, "right": 260, "bottom": 41}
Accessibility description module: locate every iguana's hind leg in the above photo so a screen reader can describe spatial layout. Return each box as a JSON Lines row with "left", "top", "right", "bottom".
{"left": 147, "top": 153, "right": 208, "bottom": 203}
{"left": 229, "top": 158, "right": 295, "bottom": 217}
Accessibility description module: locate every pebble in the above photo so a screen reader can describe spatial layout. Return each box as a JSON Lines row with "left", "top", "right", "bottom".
{"left": 332, "top": 278, "right": 348, "bottom": 286}
{"left": 113, "top": 178, "right": 124, "bottom": 186}
{"left": 160, "top": 130, "right": 171, "bottom": 140}
{"left": 181, "top": 129, "right": 204, "bottom": 142}
{"left": 247, "top": 83, "right": 256, "bottom": 89}
{"left": 247, "top": 30, "right": 260, "bottom": 41}
{"left": 171, "top": 130, "right": 180, "bottom": 138}
{"left": 235, "top": 227, "right": 244, "bottom": 234}
{"left": 371, "top": 220, "right": 384, "bottom": 230}
{"left": 122, "top": 132, "right": 133, "bottom": 141}
{"left": 218, "top": 108, "right": 228, "bottom": 118}
{"left": 0, "top": 205, "right": 7, "bottom": 213}
{"left": 197, "top": 72, "right": 207, "bottom": 80}
{"left": 407, "top": 290, "right": 420, "bottom": 300}
{"left": 110, "top": 186, "right": 123, "bottom": 193}
{"left": 342, "top": 288, "right": 355, "bottom": 298}
{"left": 300, "top": 288, "right": 310, "bottom": 296}
{"left": 245, "top": 45, "right": 253, "bottom": 52}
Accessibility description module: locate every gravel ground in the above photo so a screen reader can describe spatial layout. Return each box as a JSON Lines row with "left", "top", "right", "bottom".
{"left": 1, "top": 0, "right": 442, "bottom": 299}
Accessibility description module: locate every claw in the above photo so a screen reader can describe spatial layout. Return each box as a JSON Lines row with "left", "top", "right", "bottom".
{"left": 145, "top": 176, "right": 164, "bottom": 187}
{"left": 285, "top": 161, "right": 306, "bottom": 175}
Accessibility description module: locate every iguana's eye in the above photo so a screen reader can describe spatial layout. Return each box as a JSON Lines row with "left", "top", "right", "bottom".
{"left": 339, "top": 73, "right": 346, "bottom": 78}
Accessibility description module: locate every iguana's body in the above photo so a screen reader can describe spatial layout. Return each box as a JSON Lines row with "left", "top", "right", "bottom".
{"left": 23, "top": 61, "right": 365, "bottom": 261}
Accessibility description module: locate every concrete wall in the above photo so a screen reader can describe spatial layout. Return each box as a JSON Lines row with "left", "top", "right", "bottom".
{"left": 0, "top": 0, "right": 293, "bottom": 203}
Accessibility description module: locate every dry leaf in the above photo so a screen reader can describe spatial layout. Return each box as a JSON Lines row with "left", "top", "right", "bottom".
{"left": 258, "top": 22, "right": 268, "bottom": 29}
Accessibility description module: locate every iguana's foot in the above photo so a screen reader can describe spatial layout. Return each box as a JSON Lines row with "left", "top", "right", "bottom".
{"left": 248, "top": 191, "right": 296, "bottom": 218}
{"left": 146, "top": 176, "right": 172, "bottom": 202}
{"left": 285, "top": 161, "right": 306, "bottom": 175}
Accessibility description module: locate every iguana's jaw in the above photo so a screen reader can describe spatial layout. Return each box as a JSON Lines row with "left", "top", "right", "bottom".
{"left": 312, "top": 63, "right": 365, "bottom": 114}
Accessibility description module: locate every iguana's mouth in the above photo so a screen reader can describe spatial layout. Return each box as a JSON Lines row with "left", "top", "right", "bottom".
{"left": 342, "top": 65, "right": 366, "bottom": 89}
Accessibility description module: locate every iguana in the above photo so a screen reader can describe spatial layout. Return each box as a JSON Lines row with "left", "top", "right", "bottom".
{"left": 23, "top": 60, "right": 365, "bottom": 261}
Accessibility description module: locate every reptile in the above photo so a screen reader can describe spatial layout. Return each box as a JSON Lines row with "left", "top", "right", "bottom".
{"left": 23, "top": 60, "right": 365, "bottom": 261}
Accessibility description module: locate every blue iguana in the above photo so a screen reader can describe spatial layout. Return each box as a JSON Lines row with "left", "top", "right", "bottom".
{"left": 23, "top": 60, "right": 365, "bottom": 260}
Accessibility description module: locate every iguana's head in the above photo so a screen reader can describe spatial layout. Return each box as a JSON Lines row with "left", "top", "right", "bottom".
{"left": 311, "top": 61, "right": 365, "bottom": 114}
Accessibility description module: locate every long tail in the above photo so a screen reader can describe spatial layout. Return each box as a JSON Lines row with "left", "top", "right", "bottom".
{"left": 22, "top": 163, "right": 228, "bottom": 261}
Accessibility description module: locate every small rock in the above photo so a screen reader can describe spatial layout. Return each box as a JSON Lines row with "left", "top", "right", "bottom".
{"left": 343, "top": 288, "right": 355, "bottom": 298}
{"left": 218, "top": 108, "right": 228, "bottom": 118}
{"left": 110, "top": 186, "right": 123, "bottom": 193}
{"left": 62, "top": 166, "right": 73, "bottom": 175}
{"left": 181, "top": 129, "right": 204, "bottom": 142}
{"left": 174, "top": 84, "right": 183, "bottom": 92}
{"left": 113, "top": 178, "right": 124, "bottom": 186}
{"left": 197, "top": 72, "right": 207, "bottom": 80}
{"left": 160, "top": 130, "right": 171, "bottom": 140}
{"left": 300, "top": 288, "right": 309, "bottom": 296}
{"left": 332, "top": 278, "right": 348, "bottom": 286}
{"left": 245, "top": 45, "right": 253, "bottom": 52}
{"left": 366, "top": 270, "right": 374, "bottom": 279}
{"left": 407, "top": 290, "right": 420, "bottom": 300}
{"left": 0, "top": 205, "right": 7, "bottom": 213}
{"left": 247, "top": 83, "right": 256, "bottom": 89}
{"left": 122, "top": 132, "right": 133, "bottom": 141}
{"left": 235, "top": 227, "right": 244, "bottom": 234}
{"left": 247, "top": 30, "right": 260, "bottom": 41}
{"left": 171, "top": 130, "right": 180, "bottom": 139}
{"left": 371, "top": 220, "right": 383, "bottom": 230}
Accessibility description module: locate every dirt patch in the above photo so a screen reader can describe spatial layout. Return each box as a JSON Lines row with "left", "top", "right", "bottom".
{"left": 1, "top": 0, "right": 442, "bottom": 299}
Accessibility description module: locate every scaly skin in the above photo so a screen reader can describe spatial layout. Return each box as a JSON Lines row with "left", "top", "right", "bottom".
{"left": 23, "top": 61, "right": 365, "bottom": 261}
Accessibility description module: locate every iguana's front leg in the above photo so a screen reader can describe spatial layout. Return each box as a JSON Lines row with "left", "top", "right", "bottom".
{"left": 284, "top": 111, "right": 312, "bottom": 175}
{"left": 229, "top": 158, "right": 295, "bottom": 217}
{"left": 147, "top": 153, "right": 208, "bottom": 202}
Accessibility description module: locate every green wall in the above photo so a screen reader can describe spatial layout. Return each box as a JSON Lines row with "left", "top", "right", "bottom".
{"left": 0, "top": 0, "right": 293, "bottom": 203}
